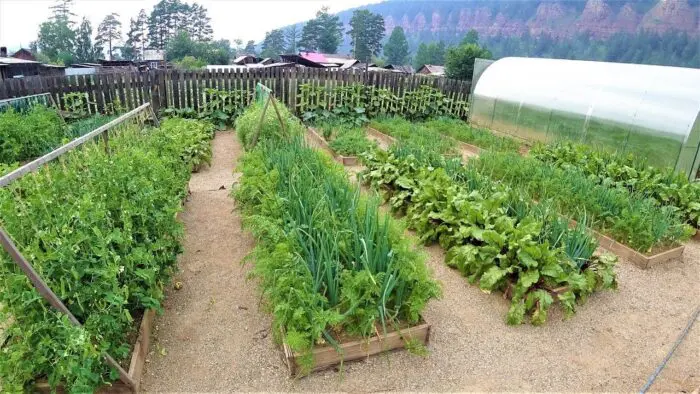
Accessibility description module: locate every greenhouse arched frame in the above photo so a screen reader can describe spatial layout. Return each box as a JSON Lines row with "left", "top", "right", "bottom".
{"left": 469, "top": 57, "right": 700, "bottom": 180}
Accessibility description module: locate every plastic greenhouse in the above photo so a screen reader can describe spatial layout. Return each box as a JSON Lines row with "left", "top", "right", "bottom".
{"left": 470, "top": 57, "right": 700, "bottom": 180}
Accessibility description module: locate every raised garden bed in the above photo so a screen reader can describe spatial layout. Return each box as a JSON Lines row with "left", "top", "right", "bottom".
{"left": 306, "top": 126, "right": 359, "bottom": 165}
{"left": 368, "top": 124, "right": 686, "bottom": 269}
{"left": 34, "top": 309, "right": 155, "bottom": 393}
{"left": 281, "top": 320, "right": 431, "bottom": 376}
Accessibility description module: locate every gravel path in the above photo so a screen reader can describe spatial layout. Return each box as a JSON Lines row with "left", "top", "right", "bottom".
{"left": 141, "top": 133, "right": 699, "bottom": 392}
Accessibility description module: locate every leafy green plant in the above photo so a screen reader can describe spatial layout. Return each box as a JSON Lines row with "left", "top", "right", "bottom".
{"left": 532, "top": 141, "right": 700, "bottom": 230}
{"left": 473, "top": 151, "right": 693, "bottom": 252}
{"left": 235, "top": 101, "right": 303, "bottom": 150}
{"left": 0, "top": 105, "right": 68, "bottom": 165}
{"left": 0, "top": 117, "right": 213, "bottom": 391}
{"left": 297, "top": 83, "right": 468, "bottom": 123}
{"left": 233, "top": 103, "right": 440, "bottom": 373}
{"left": 360, "top": 147, "right": 618, "bottom": 325}
{"left": 162, "top": 88, "right": 250, "bottom": 130}
{"left": 62, "top": 92, "right": 92, "bottom": 120}
{"left": 317, "top": 122, "right": 377, "bottom": 157}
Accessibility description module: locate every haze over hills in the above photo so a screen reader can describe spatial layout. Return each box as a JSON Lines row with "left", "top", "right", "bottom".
{"left": 278, "top": 0, "right": 700, "bottom": 67}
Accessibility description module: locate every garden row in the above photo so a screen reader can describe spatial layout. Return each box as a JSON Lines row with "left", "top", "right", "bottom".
{"left": 232, "top": 102, "right": 441, "bottom": 375}
{"left": 367, "top": 118, "right": 695, "bottom": 255}
{"left": 0, "top": 104, "right": 117, "bottom": 172}
{"left": 0, "top": 115, "right": 214, "bottom": 392}
{"left": 358, "top": 129, "right": 618, "bottom": 325}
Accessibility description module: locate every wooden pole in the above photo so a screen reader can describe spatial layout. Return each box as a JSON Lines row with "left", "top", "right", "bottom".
{"left": 269, "top": 95, "right": 288, "bottom": 139}
{"left": 249, "top": 95, "right": 271, "bottom": 149}
{"left": 0, "top": 227, "right": 136, "bottom": 390}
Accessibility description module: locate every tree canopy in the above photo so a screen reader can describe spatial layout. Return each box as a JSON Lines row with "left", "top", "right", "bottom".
{"left": 298, "top": 7, "right": 343, "bottom": 53}
{"left": 413, "top": 41, "right": 446, "bottom": 69}
{"left": 383, "top": 26, "right": 409, "bottom": 65}
{"left": 260, "top": 29, "right": 286, "bottom": 60}
{"left": 96, "top": 13, "right": 122, "bottom": 60}
{"left": 347, "top": 9, "right": 385, "bottom": 63}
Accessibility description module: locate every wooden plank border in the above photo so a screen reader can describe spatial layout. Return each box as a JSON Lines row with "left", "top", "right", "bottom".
{"left": 305, "top": 126, "right": 358, "bottom": 166}
{"left": 281, "top": 321, "right": 430, "bottom": 376}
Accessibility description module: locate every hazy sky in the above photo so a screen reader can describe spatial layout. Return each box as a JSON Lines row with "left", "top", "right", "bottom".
{"left": 0, "top": 0, "right": 382, "bottom": 50}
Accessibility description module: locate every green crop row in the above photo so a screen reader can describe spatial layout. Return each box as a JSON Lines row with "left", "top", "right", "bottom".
{"left": 361, "top": 146, "right": 617, "bottom": 326}
{"left": 473, "top": 152, "right": 694, "bottom": 253}
{"left": 420, "top": 117, "right": 522, "bottom": 153}
{"left": 0, "top": 117, "right": 213, "bottom": 392}
{"left": 298, "top": 83, "right": 469, "bottom": 125}
{"left": 370, "top": 118, "right": 693, "bottom": 253}
{"left": 532, "top": 142, "right": 700, "bottom": 229}
{"left": 233, "top": 104, "right": 440, "bottom": 374}
{"left": 314, "top": 121, "right": 377, "bottom": 157}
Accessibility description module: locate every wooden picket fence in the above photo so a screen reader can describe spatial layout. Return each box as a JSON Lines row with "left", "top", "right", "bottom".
{"left": 0, "top": 68, "right": 470, "bottom": 116}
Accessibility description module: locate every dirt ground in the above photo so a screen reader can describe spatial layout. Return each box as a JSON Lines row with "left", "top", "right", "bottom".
{"left": 141, "top": 132, "right": 699, "bottom": 392}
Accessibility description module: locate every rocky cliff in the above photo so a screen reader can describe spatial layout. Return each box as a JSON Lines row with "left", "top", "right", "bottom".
{"left": 335, "top": 0, "right": 699, "bottom": 40}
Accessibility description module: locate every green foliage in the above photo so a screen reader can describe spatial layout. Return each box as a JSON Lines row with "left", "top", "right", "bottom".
{"left": 444, "top": 42, "right": 492, "bottom": 80}
{"left": 174, "top": 55, "right": 206, "bottom": 70}
{"left": 532, "top": 142, "right": 700, "bottom": 230}
{"left": 321, "top": 124, "right": 377, "bottom": 156}
{"left": 347, "top": 10, "right": 385, "bottom": 62}
{"left": 66, "top": 113, "right": 117, "bottom": 138}
{"left": 413, "top": 42, "right": 445, "bottom": 70}
{"left": 166, "top": 31, "right": 231, "bottom": 65}
{"left": 298, "top": 84, "right": 468, "bottom": 123}
{"left": 474, "top": 151, "right": 693, "bottom": 252}
{"left": 95, "top": 13, "right": 122, "bottom": 60}
{"left": 420, "top": 117, "right": 521, "bottom": 152}
{"left": 261, "top": 29, "right": 286, "bottom": 60}
{"left": 162, "top": 88, "right": 249, "bottom": 129}
{"left": 0, "top": 117, "right": 213, "bottom": 391}
{"left": 148, "top": 0, "right": 214, "bottom": 49}
{"left": 62, "top": 92, "right": 92, "bottom": 119}
{"left": 384, "top": 27, "right": 410, "bottom": 65}
{"left": 233, "top": 103, "right": 440, "bottom": 371}
{"left": 0, "top": 105, "right": 68, "bottom": 165}
{"left": 299, "top": 6, "right": 344, "bottom": 53}
{"left": 234, "top": 101, "right": 303, "bottom": 150}
{"left": 360, "top": 143, "right": 618, "bottom": 325}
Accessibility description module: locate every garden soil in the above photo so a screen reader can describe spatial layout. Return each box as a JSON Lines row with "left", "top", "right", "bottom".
{"left": 141, "top": 133, "right": 699, "bottom": 392}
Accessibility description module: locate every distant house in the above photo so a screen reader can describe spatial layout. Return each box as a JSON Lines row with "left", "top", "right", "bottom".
{"left": 417, "top": 64, "right": 445, "bottom": 76}
{"left": 140, "top": 49, "right": 166, "bottom": 70}
{"left": 11, "top": 48, "right": 36, "bottom": 61}
{"left": 280, "top": 52, "right": 360, "bottom": 69}
{"left": 384, "top": 64, "right": 414, "bottom": 74}
{"left": 232, "top": 55, "right": 260, "bottom": 65}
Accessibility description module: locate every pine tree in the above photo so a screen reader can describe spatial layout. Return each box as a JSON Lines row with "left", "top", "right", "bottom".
{"left": 74, "top": 18, "right": 96, "bottom": 63}
{"left": 347, "top": 10, "right": 385, "bottom": 63}
{"left": 260, "top": 29, "right": 285, "bottom": 60}
{"left": 243, "top": 40, "right": 257, "bottom": 56}
{"left": 190, "top": 3, "right": 213, "bottom": 41}
{"left": 298, "top": 18, "right": 320, "bottom": 52}
{"left": 383, "top": 26, "right": 409, "bottom": 65}
{"left": 316, "top": 7, "right": 343, "bottom": 54}
{"left": 37, "top": 0, "right": 77, "bottom": 63}
{"left": 285, "top": 25, "right": 300, "bottom": 54}
{"left": 96, "top": 13, "right": 122, "bottom": 60}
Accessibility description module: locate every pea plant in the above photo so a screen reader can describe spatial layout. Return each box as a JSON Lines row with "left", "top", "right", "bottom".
{"left": 0, "top": 117, "right": 214, "bottom": 392}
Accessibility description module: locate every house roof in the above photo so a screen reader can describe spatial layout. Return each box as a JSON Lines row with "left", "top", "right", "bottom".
{"left": 419, "top": 64, "right": 445, "bottom": 75}
{"left": 0, "top": 57, "right": 38, "bottom": 64}
{"left": 384, "top": 64, "right": 415, "bottom": 74}
{"left": 279, "top": 54, "right": 326, "bottom": 68}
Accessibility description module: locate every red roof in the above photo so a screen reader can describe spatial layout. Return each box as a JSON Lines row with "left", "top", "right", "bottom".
{"left": 299, "top": 52, "right": 327, "bottom": 63}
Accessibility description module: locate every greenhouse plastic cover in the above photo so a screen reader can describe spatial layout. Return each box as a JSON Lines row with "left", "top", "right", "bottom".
{"left": 470, "top": 57, "right": 700, "bottom": 178}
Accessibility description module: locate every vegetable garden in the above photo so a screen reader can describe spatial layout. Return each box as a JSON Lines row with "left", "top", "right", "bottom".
{"left": 0, "top": 82, "right": 697, "bottom": 392}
